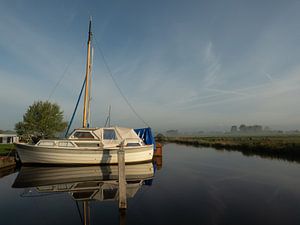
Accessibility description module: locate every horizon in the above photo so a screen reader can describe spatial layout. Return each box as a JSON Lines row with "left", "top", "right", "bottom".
{"left": 1, "top": 0, "right": 300, "bottom": 132}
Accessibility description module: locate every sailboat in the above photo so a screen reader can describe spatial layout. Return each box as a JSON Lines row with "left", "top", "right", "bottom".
{"left": 15, "top": 19, "right": 155, "bottom": 164}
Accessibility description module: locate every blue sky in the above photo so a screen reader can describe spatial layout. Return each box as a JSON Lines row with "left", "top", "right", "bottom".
{"left": 1, "top": 0, "right": 300, "bottom": 132}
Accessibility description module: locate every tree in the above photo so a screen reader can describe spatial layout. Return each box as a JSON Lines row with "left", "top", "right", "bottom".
{"left": 155, "top": 133, "right": 166, "bottom": 142}
{"left": 15, "top": 101, "right": 68, "bottom": 142}
{"left": 239, "top": 124, "right": 247, "bottom": 132}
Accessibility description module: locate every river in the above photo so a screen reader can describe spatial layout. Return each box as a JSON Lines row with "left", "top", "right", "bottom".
{"left": 0, "top": 143, "right": 299, "bottom": 225}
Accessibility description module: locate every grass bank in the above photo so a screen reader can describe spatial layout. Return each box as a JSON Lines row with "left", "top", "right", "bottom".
{"left": 0, "top": 144, "right": 15, "bottom": 156}
{"left": 159, "top": 135, "right": 300, "bottom": 162}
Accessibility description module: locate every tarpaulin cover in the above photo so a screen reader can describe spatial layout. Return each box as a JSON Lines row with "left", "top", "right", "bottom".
{"left": 134, "top": 127, "right": 156, "bottom": 150}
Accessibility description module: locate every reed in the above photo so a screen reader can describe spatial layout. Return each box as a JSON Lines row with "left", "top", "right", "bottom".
{"left": 160, "top": 135, "right": 300, "bottom": 162}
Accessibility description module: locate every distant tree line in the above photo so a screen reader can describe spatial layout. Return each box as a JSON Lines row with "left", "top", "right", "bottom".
{"left": 0, "top": 129, "right": 17, "bottom": 134}
{"left": 165, "top": 130, "right": 179, "bottom": 136}
{"left": 231, "top": 124, "right": 265, "bottom": 133}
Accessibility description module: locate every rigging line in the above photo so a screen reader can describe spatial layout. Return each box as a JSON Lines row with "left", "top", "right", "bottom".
{"left": 104, "top": 116, "right": 109, "bottom": 127}
{"left": 47, "top": 55, "right": 76, "bottom": 101}
{"left": 65, "top": 77, "right": 86, "bottom": 137}
{"left": 93, "top": 35, "right": 150, "bottom": 127}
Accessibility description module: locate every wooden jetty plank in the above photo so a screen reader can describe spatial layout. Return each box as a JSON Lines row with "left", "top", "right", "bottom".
{"left": 0, "top": 156, "right": 16, "bottom": 169}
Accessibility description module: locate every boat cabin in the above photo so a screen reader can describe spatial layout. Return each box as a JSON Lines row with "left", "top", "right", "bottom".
{"left": 34, "top": 127, "right": 147, "bottom": 149}
{"left": 68, "top": 127, "right": 144, "bottom": 148}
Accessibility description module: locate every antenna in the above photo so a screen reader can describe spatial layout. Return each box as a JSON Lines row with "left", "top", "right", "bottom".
{"left": 104, "top": 105, "right": 112, "bottom": 127}
{"left": 108, "top": 105, "right": 111, "bottom": 127}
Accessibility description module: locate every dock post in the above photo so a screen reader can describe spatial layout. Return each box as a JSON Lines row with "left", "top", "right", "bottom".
{"left": 154, "top": 142, "right": 163, "bottom": 157}
{"left": 118, "top": 141, "right": 127, "bottom": 209}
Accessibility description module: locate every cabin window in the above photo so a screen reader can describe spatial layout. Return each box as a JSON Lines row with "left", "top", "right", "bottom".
{"left": 73, "top": 131, "right": 95, "bottom": 139}
{"left": 126, "top": 143, "right": 141, "bottom": 147}
{"left": 38, "top": 141, "right": 55, "bottom": 146}
{"left": 58, "top": 141, "right": 75, "bottom": 147}
{"left": 75, "top": 142, "right": 100, "bottom": 147}
{"left": 103, "top": 129, "right": 117, "bottom": 140}
{"left": 127, "top": 180, "right": 141, "bottom": 184}
{"left": 72, "top": 191, "right": 96, "bottom": 200}
{"left": 103, "top": 188, "right": 118, "bottom": 200}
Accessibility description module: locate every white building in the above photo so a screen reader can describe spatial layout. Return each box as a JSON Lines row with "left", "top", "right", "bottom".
{"left": 0, "top": 134, "right": 19, "bottom": 144}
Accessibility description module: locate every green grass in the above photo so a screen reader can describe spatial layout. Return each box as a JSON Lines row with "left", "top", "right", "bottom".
{"left": 0, "top": 144, "right": 16, "bottom": 156}
{"left": 158, "top": 135, "right": 300, "bottom": 162}
{"left": 161, "top": 135, "right": 300, "bottom": 147}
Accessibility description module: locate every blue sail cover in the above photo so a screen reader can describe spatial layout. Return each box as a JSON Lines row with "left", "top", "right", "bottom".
{"left": 134, "top": 127, "right": 156, "bottom": 150}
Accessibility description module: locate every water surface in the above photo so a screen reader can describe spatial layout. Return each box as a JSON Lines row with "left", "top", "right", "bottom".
{"left": 0, "top": 143, "right": 300, "bottom": 225}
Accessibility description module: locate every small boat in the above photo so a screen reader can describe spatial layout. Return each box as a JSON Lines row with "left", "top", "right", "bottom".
{"left": 15, "top": 19, "right": 155, "bottom": 164}
{"left": 16, "top": 127, "right": 154, "bottom": 164}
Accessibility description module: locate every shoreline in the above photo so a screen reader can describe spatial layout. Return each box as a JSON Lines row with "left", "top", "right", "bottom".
{"left": 158, "top": 135, "right": 300, "bottom": 163}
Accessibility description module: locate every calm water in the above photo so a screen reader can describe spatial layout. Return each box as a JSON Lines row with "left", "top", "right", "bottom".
{"left": 1, "top": 143, "right": 300, "bottom": 225}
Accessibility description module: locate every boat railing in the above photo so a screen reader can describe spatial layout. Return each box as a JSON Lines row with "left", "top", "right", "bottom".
{"left": 36, "top": 139, "right": 103, "bottom": 149}
{"left": 36, "top": 140, "right": 76, "bottom": 148}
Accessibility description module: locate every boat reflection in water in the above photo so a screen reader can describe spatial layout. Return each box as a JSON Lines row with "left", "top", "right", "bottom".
{"left": 12, "top": 162, "right": 155, "bottom": 225}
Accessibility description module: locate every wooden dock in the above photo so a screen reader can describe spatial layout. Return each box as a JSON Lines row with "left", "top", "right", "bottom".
{"left": 0, "top": 156, "right": 16, "bottom": 169}
{"left": 118, "top": 142, "right": 127, "bottom": 209}
{"left": 0, "top": 156, "right": 16, "bottom": 178}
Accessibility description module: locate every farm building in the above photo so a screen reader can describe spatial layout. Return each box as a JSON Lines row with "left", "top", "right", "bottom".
{"left": 0, "top": 134, "right": 19, "bottom": 144}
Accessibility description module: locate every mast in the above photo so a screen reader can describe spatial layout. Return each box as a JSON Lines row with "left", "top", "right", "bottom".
{"left": 83, "top": 18, "right": 93, "bottom": 128}
{"left": 87, "top": 47, "right": 94, "bottom": 127}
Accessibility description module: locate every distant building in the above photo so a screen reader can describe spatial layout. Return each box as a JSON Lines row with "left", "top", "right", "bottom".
{"left": 0, "top": 134, "right": 19, "bottom": 144}
{"left": 231, "top": 126, "right": 238, "bottom": 133}
{"left": 251, "top": 125, "right": 263, "bottom": 132}
{"left": 239, "top": 124, "right": 247, "bottom": 132}
{"left": 238, "top": 124, "right": 263, "bottom": 133}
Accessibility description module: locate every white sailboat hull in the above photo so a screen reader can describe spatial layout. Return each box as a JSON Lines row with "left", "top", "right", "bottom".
{"left": 16, "top": 143, "right": 154, "bottom": 164}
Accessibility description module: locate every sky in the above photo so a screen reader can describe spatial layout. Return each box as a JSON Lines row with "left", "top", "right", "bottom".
{"left": 1, "top": 0, "right": 300, "bottom": 132}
